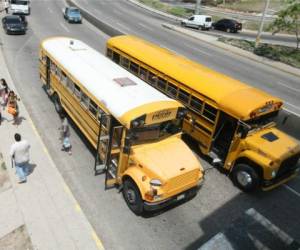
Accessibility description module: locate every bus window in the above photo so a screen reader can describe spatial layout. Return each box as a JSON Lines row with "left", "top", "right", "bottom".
{"left": 167, "top": 82, "right": 178, "bottom": 98}
{"left": 61, "top": 71, "right": 67, "bottom": 85}
{"left": 74, "top": 84, "right": 81, "bottom": 99}
{"left": 121, "top": 57, "right": 129, "bottom": 68}
{"left": 178, "top": 88, "right": 190, "bottom": 105}
{"left": 190, "top": 96, "right": 203, "bottom": 113}
{"left": 56, "top": 68, "right": 61, "bottom": 80}
{"left": 203, "top": 104, "right": 217, "bottom": 122}
{"left": 50, "top": 61, "right": 56, "bottom": 73}
{"left": 157, "top": 77, "right": 167, "bottom": 91}
{"left": 139, "top": 67, "right": 147, "bottom": 80}
{"left": 148, "top": 71, "right": 157, "bottom": 85}
{"left": 81, "top": 92, "right": 89, "bottom": 108}
{"left": 67, "top": 78, "right": 74, "bottom": 93}
{"left": 89, "top": 99, "right": 98, "bottom": 118}
{"left": 130, "top": 61, "right": 139, "bottom": 74}
{"left": 113, "top": 52, "right": 120, "bottom": 64}
{"left": 107, "top": 48, "right": 113, "bottom": 58}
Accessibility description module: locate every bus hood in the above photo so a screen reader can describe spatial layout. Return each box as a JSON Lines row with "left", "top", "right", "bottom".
{"left": 245, "top": 127, "right": 300, "bottom": 161}
{"left": 132, "top": 136, "right": 203, "bottom": 182}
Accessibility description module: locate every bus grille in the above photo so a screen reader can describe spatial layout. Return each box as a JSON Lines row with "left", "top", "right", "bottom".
{"left": 277, "top": 154, "right": 300, "bottom": 178}
{"left": 167, "top": 170, "right": 198, "bottom": 192}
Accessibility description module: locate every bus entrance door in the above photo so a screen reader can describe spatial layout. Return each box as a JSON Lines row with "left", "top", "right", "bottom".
{"left": 94, "top": 113, "right": 123, "bottom": 189}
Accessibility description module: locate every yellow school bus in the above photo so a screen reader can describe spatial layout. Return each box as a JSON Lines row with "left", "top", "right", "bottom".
{"left": 39, "top": 37, "right": 204, "bottom": 215}
{"left": 106, "top": 35, "right": 300, "bottom": 192}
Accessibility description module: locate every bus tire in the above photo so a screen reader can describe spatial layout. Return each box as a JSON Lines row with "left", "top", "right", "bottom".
{"left": 123, "top": 179, "right": 143, "bottom": 215}
{"left": 53, "top": 93, "right": 63, "bottom": 114}
{"left": 232, "top": 164, "right": 260, "bottom": 192}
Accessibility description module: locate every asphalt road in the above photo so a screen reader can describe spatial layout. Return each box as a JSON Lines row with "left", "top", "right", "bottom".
{"left": 0, "top": 0, "right": 300, "bottom": 249}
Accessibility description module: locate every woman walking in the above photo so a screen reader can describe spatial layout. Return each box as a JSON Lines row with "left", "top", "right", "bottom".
{"left": 7, "top": 90, "right": 20, "bottom": 125}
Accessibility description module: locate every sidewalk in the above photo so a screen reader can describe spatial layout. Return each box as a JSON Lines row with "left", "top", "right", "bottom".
{"left": 0, "top": 48, "right": 103, "bottom": 248}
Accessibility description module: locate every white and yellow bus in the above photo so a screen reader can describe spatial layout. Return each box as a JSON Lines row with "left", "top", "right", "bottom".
{"left": 106, "top": 35, "right": 300, "bottom": 192}
{"left": 39, "top": 37, "right": 204, "bottom": 215}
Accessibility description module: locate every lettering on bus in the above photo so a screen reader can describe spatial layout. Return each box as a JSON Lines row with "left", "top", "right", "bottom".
{"left": 152, "top": 110, "right": 172, "bottom": 121}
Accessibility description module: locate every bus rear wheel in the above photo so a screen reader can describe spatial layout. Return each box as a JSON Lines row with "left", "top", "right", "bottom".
{"left": 53, "top": 93, "right": 63, "bottom": 114}
{"left": 123, "top": 179, "right": 143, "bottom": 215}
{"left": 232, "top": 164, "right": 260, "bottom": 192}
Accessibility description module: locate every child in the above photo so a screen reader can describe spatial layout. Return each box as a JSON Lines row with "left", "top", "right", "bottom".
{"left": 62, "top": 136, "right": 72, "bottom": 155}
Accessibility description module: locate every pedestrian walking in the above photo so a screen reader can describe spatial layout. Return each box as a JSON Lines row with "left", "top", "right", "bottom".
{"left": 0, "top": 78, "right": 9, "bottom": 109}
{"left": 7, "top": 90, "right": 19, "bottom": 125}
{"left": 59, "top": 113, "right": 72, "bottom": 155}
{"left": 10, "top": 133, "right": 31, "bottom": 183}
{"left": 4, "top": 0, "right": 9, "bottom": 14}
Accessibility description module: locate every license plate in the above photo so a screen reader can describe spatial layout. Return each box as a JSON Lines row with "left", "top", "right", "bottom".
{"left": 177, "top": 194, "right": 185, "bottom": 201}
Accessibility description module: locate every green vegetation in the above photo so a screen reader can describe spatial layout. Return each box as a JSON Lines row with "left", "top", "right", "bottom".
{"left": 219, "top": 37, "right": 300, "bottom": 68}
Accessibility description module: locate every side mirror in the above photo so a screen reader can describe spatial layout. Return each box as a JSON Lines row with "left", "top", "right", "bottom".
{"left": 240, "top": 127, "right": 248, "bottom": 139}
{"left": 123, "top": 136, "right": 131, "bottom": 154}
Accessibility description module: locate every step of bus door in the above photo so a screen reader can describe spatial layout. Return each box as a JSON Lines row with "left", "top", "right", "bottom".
{"left": 208, "top": 151, "right": 222, "bottom": 165}
{"left": 100, "top": 135, "right": 109, "bottom": 141}
{"left": 95, "top": 164, "right": 106, "bottom": 174}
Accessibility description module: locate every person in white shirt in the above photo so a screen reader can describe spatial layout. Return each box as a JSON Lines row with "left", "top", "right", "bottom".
{"left": 10, "top": 133, "right": 31, "bottom": 183}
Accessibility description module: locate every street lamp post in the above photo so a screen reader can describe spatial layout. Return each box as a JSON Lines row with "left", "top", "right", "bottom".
{"left": 255, "top": 0, "right": 271, "bottom": 48}
{"left": 195, "top": 0, "right": 202, "bottom": 15}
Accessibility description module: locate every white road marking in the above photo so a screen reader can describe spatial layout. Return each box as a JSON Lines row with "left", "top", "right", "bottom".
{"left": 138, "top": 22, "right": 153, "bottom": 31}
{"left": 116, "top": 22, "right": 131, "bottom": 33}
{"left": 192, "top": 47, "right": 211, "bottom": 57}
{"left": 277, "top": 81, "right": 300, "bottom": 93}
{"left": 60, "top": 22, "right": 70, "bottom": 33}
{"left": 284, "top": 184, "right": 300, "bottom": 198}
{"left": 285, "top": 102, "right": 300, "bottom": 112}
{"left": 283, "top": 108, "right": 300, "bottom": 117}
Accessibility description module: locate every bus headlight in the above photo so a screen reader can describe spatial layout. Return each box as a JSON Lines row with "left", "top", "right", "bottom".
{"left": 271, "top": 170, "right": 276, "bottom": 178}
{"left": 150, "top": 179, "right": 162, "bottom": 186}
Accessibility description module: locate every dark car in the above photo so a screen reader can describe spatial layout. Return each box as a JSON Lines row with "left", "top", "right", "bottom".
{"left": 213, "top": 19, "right": 242, "bottom": 33}
{"left": 63, "top": 7, "right": 82, "bottom": 23}
{"left": 2, "top": 15, "right": 26, "bottom": 35}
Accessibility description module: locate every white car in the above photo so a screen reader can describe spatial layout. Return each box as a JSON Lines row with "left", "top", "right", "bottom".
{"left": 181, "top": 15, "right": 212, "bottom": 30}
{"left": 10, "top": 0, "right": 30, "bottom": 15}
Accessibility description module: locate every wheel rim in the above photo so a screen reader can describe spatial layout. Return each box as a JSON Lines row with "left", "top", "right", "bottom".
{"left": 227, "top": 28, "right": 230, "bottom": 32}
{"left": 237, "top": 171, "right": 252, "bottom": 187}
{"left": 126, "top": 188, "right": 136, "bottom": 204}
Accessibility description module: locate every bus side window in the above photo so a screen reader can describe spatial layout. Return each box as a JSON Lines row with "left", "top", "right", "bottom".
{"left": 190, "top": 96, "right": 203, "bottom": 113}
{"left": 61, "top": 71, "right": 67, "bottom": 85}
{"left": 50, "top": 61, "right": 56, "bottom": 73}
{"left": 178, "top": 88, "right": 190, "bottom": 105}
{"left": 129, "top": 61, "right": 139, "bottom": 74}
{"left": 113, "top": 52, "right": 120, "bottom": 64}
{"left": 81, "top": 92, "right": 90, "bottom": 108}
{"left": 202, "top": 103, "right": 218, "bottom": 123}
{"left": 67, "top": 78, "right": 75, "bottom": 93}
{"left": 139, "top": 67, "right": 147, "bottom": 80}
{"left": 74, "top": 84, "right": 81, "bottom": 99}
{"left": 121, "top": 57, "right": 129, "bottom": 68}
{"left": 97, "top": 107, "right": 108, "bottom": 128}
{"left": 107, "top": 48, "right": 113, "bottom": 58}
{"left": 56, "top": 68, "right": 61, "bottom": 80}
{"left": 89, "top": 99, "right": 98, "bottom": 118}
{"left": 157, "top": 77, "right": 167, "bottom": 91}
{"left": 167, "top": 82, "right": 178, "bottom": 98}
{"left": 148, "top": 71, "right": 157, "bottom": 86}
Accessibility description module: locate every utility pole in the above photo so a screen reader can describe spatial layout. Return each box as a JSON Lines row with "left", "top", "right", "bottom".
{"left": 195, "top": 0, "right": 201, "bottom": 15}
{"left": 255, "top": 0, "right": 270, "bottom": 48}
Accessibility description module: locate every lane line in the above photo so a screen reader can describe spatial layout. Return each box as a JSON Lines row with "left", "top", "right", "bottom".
{"left": 277, "top": 81, "right": 300, "bottom": 93}
{"left": 284, "top": 184, "right": 300, "bottom": 198}
{"left": 138, "top": 22, "right": 153, "bottom": 31}
{"left": 60, "top": 22, "right": 70, "bottom": 33}
{"left": 283, "top": 108, "right": 300, "bottom": 117}
{"left": 92, "top": 230, "right": 105, "bottom": 250}
{"left": 285, "top": 102, "right": 300, "bottom": 112}
{"left": 192, "top": 47, "right": 211, "bottom": 57}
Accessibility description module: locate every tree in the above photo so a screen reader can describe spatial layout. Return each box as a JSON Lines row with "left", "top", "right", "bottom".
{"left": 268, "top": 0, "right": 300, "bottom": 50}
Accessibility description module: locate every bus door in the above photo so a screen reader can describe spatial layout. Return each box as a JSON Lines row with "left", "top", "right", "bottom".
{"left": 94, "top": 113, "right": 123, "bottom": 189}
{"left": 210, "top": 112, "right": 237, "bottom": 162}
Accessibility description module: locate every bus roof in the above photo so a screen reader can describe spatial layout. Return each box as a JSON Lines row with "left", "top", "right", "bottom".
{"left": 41, "top": 37, "right": 182, "bottom": 127}
{"left": 107, "top": 35, "right": 282, "bottom": 120}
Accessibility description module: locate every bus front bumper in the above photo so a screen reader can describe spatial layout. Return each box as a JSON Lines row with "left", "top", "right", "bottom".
{"left": 143, "top": 184, "right": 201, "bottom": 212}
{"left": 262, "top": 168, "right": 299, "bottom": 191}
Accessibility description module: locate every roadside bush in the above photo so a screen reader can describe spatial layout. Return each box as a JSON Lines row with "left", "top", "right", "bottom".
{"left": 169, "top": 7, "right": 189, "bottom": 17}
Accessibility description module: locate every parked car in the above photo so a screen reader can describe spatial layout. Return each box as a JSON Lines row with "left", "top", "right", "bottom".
{"left": 181, "top": 15, "right": 212, "bottom": 30}
{"left": 2, "top": 15, "right": 26, "bottom": 34}
{"left": 212, "top": 19, "right": 242, "bottom": 33}
{"left": 63, "top": 7, "right": 82, "bottom": 23}
{"left": 10, "top": 0, "right": 30, "bottom": 15}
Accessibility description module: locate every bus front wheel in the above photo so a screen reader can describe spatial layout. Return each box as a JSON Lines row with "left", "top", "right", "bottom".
{"left": 232, "top": 164, "right": 260, "bottom": 192}
{"left": 123, "top": 179, "right": 143, "bottom": 215}
{"left": 53, "top": 94, "right": 63, "bottom": 114}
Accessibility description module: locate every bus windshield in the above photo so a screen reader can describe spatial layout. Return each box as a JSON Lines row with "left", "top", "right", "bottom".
{"left": 130, "top": 119, "right": 182, "bottom": 145}
{"left": 245, "top": 111, "right": 279, "bottom": 131}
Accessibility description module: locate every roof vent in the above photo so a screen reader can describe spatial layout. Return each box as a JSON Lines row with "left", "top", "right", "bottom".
{"left": 113, "top": 77, "right": 137, "bottom": 87}
{"left": 69, "top": 39, "right": 87, "bottom": 51}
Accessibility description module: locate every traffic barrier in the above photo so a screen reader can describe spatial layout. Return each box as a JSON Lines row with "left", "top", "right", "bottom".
{"left": 66, "top": 0, "right": 124, "bottom": 37}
